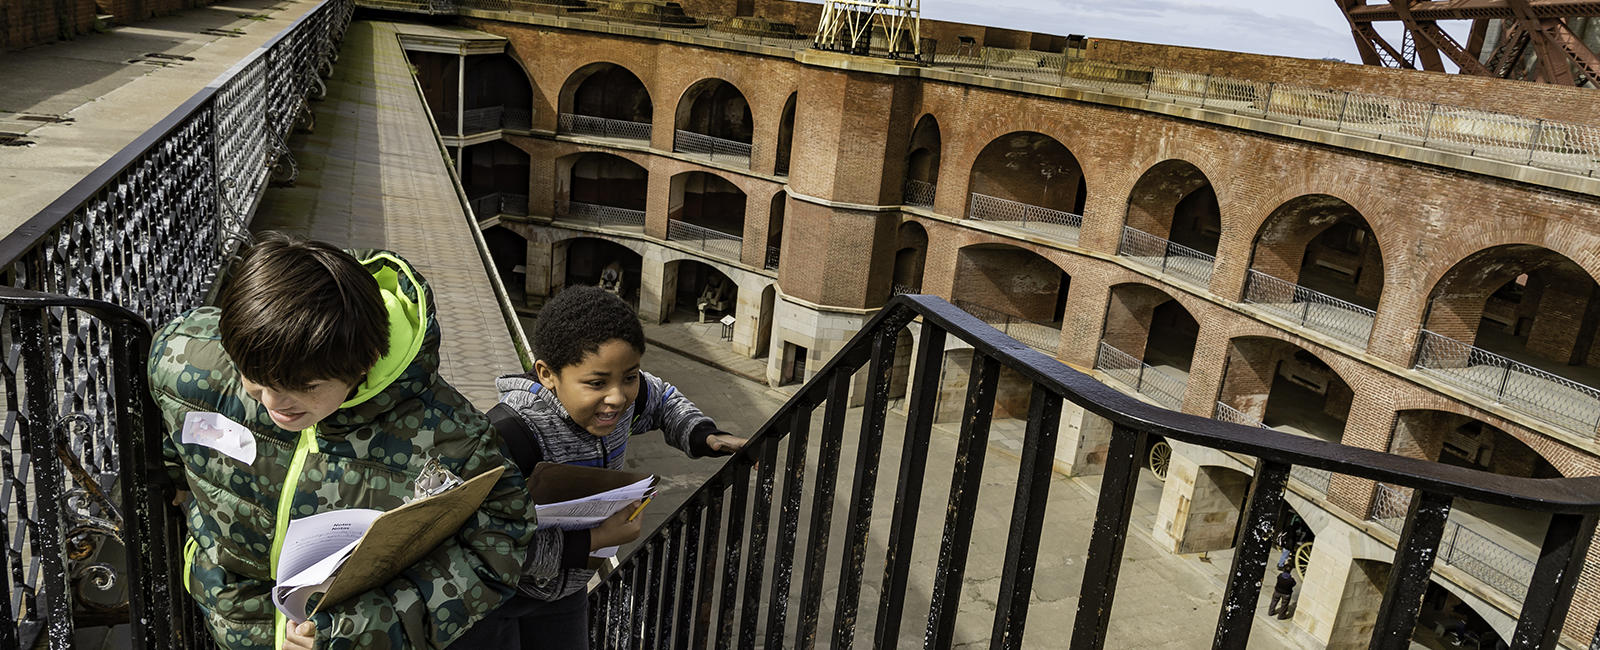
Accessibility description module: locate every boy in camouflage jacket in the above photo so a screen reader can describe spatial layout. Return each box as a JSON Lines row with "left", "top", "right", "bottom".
{"left": 149, "top": 233, "right": 537, "bottom": 649}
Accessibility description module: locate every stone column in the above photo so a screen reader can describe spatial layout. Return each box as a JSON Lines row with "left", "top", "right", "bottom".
{"left": 523, "top": 238, "right": 553, "bottom": 306}
{"left": 1053, "top": 400, "right": 1112, "bottom": 476}
{"left": 1291, "top": 533, "right": 1388, "bottom": 649}
{"left": 1151, "top": 443, "right": 1250, "bottom": 553}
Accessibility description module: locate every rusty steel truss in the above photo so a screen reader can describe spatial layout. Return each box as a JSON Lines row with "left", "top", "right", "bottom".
{"left": 1336, "top": 0, "right": 1600, "bottom": 87}
{"left": 812, "top": 0, "right": 921, "bottom": 59}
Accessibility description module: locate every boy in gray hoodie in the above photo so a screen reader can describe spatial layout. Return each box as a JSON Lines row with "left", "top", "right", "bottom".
{"left": 493, "top": 285, "right": 746, "bottom": 648}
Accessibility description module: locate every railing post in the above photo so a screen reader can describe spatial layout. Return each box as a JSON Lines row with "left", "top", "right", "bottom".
{"left": 832, "top": 328, "right": 903, "bottom": 649}
{"left": 1421, "top": 103, "right": 1438, "bottom": 144}
{"left": 1199, "top": 73, "right": 1211, "bottom": 107}
{"left": 990, "top": 387, "right": 1063, "bottom": 650}
{"left": 1212, "top": 460, "right": 1289, "bottom": 649}
{"left": 925, "top": 355, "right": 1000, "bottom": 648}
{"left": 1526, "top": 119, "right": 1544, "bottom": 164}
{"left": 1336, "top": 91, "right": 1351, "bottom": 129}
{"left": 1261, "top": 81, "right": 1275, "bottom": 117}
{"left": 1511, "top": 513, "right": 1597, "bottom": 650}
{"left": 1071, "top": 424, "right": 1148, "bottom": 649}
{"left": 1371, "top": 491, "right": 1453, "bottom": 650}
{"left": 1497, "top": 361, "right": 1514, "bottom": 403}
{"left": 1444, "top": 522, "right": 1461, "bottom": 566}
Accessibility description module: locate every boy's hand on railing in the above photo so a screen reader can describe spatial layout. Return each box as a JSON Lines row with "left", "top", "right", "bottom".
{"left": 707, "top": 434, "right": 747, "bottom": 454}
{"left": 591, "top": 500, "right": 643, "bottom": 551}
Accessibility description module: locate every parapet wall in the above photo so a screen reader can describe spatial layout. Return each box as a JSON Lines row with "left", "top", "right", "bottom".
{"left": 1086, "top": 37, "right": 1600, "bottom": 127}
{"left": 2, "top": 0, "right": 98, "bottom": 49}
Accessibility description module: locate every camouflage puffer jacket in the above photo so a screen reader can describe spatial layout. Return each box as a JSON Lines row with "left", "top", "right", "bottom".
{"left": 150, "top": 250, "right": 537, "bottom": 650}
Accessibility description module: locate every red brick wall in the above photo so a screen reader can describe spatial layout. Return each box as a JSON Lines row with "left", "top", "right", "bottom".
{"left": 3, "top": 0, "right": 97, "bottom": 50}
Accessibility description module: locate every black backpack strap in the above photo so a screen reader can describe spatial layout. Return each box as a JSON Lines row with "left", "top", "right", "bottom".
{"left": 629, "top": 378, "right": 650, "bottom": 431}
{"left": 489, "top": 402, "right": 542, "bottom": 476}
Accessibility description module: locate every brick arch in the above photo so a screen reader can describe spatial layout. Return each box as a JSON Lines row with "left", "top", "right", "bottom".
{"left": 650, "top": 157, "right": 775, "bottom": 198}
{"left": 1217, "top": 333, "right": 1361, "bottom": 432}
{"left": 554, "top": 150, "right": 650, "bottom": 212}
{"left": 1103, "top": 281, "right": 1202, "bottom": 368}
{"left": 672, "top": 77, "right": 755, "bottom": 143}
{"left": 1417, "top": 244, "right": 1599, "bottom": 351}
{"left": 557, "top": 61, "right": 654, "bottom": 121}
{"left": 1121, "top": 158, "right": 1222, "bottom": 254}
{"left": 1245, "top": 193, "right": 1388, "bottom": 316}
{"left": 1379, "top": 389, "right": 1600, "bottom": 478}
{"left": 1112, "top": 139, "right": 1237, "bottom": 219}
{"left": 950, "top": 241, "right": 1072, "bottom": 325}
{"left": 963, "top": 130, "right": 1089, "bottom": 219}
{"left": 905, "top": 112, "right": 942, "bottom": 183}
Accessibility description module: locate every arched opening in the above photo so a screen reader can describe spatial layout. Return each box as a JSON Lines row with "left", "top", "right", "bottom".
{"left": 950, "top": 243, "right": 1068, "bottom": 354}
{"left": 665, "top": 259, "right": 738, "bottom": 324}
{"left": 463, "top": 53, "right": 534, "bottom": 132}
{"left": 555, "top": 152, "right": 648, "bottom": 231}
{"left": 668, "top": 172, "right": 746, "bottom": 262}
{"left": 966, "top": 131, "right": 1087, "bottom": 244}
{"left": 1417, "top": 245, "right": 1600, "bottom": 436}
{"left": 558, "top": 62, "right": 653, "bottom": 142}
{"left": 1386, "top": 409, "right": 1556, "bottom": 601}
{"left": 674, "top": 78, "right": 753, "bottom": 166}
{"left": 765, "top": 191, "right": 785, "bottom": 271}
{"left": 554, "top": 237, "right": 644, "bottom": 310}
{"left": 1415, "top": 581, "right": 1506, "bottom": 649}
{"left": 462, "top": 141, "right": 530, "bottom": 219}
{"left": 902, "top": 114, "right": 941, "bottom": 208}
{"left": 1096, "top": 284, "right": 1199, "bottom": 410}
{"left": 774, "top": 92, "right": 796, "bottom": 176}
{"left": 1216, "top": 336, "right": 1353, "bottom": 445}
{"left": 483, "top": 226, "right": 528, "bottom": 302}
{"left": 1119, "top": 160, "right": 1221, "bottom": 285}
{"left": 891, "top": 221, "right": 928, "bottom": 295}
{"left": 1244, "top": 195, "right": 1384, "bottom": 346}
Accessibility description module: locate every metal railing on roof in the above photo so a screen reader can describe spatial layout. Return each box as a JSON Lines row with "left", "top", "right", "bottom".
{"left": 1242, "top": 269, "right": 1376, "bottom": 347}
{"left": 1117, "top": 226, "right": 1216, "bottom": 286}
{"left": 0, "top": 0, "right": 354, "bottom": 645}
{"left": 967, "top": 192, "right": 1083, "bottom": 245}
{"left": 557, "top": 113, "right": 652, "bottom": 142}
{"left": 666, "top": 219, "right": 743, "bottom": 262}
{"left": 594, "top": 294, "right": 1600, "bottom": 650}
{"left": 1094, "top": 341, "right": 1186, "bottom": 410}
{"left": 1413, "top": 329, "right": 1600, "bottom": 440}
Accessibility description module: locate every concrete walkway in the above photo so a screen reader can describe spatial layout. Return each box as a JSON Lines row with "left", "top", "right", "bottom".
{"left": 0, "top": 0, "right": 320, "bottom": 235}
{"left": 249, "top": 20, "right": 523, "bottom": 408}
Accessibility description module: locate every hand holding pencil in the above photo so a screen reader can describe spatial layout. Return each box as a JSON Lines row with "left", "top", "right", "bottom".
{"left": 591, "top": 499, "right": 645, "bottom": 551}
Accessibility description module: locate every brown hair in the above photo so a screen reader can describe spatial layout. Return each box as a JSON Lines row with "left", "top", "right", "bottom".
{"left": 218, "top": 232, "right": 389, "bottom": 390}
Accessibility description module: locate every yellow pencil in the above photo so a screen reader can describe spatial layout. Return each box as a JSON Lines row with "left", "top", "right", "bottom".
{"left": 626, "top": 496, "right": 654, "bottom": 522}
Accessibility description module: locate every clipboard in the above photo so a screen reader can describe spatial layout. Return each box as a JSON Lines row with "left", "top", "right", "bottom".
{"left": 526, "top": 462, "right": 656, "bottom": 505}
{"left": 308, "top": 466, "right": 504, "bottom": 616}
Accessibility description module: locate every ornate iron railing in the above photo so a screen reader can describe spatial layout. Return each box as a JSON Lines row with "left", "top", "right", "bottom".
{"left": 1213, "top": 402, "right": 1332, "bottom": 495}
{"left": 1242, "top": 269, "right": 1376, "bottom": 347}
{"left": 967, "top": 192, "right": 1083, "bottom": 245}
{"left": 557, "top": 200, "right": 646, "bottom": 231}
{"left": 557, "top": 113, "right": 653, "bottom": 142}
{"left": 902, "top": 179, "right": 936, "bottom": 208}
{"left": 0, "top": 0, "right": 353, "bottom": 645}
{"left": 673, "top": 130, "right": 753, "bottom": 166}
{"left": 1413, "top": 330, "right": 1600, "bottom": 440}
{"left": 592, "top": 294, "right": 1600, "bottom": 650}
{"left": 890, "top": 283, "right": 920, "bottom": 297}
{"left": 666, "top": 219, "right": 743, "bottom": 262}
{"left": 950, "top": 299, "right": 1062, "bottom": 353}
{"left": 468, "top": 192, "right": 528, "bottom": 219}
{"left": 1117, "top": 226, "right": 1216, "bottom": 286}
{"left": 937, "top": 46, "right": 1600, "bottom": 178}
{"left": 1370, "top": 484, "right": 1538, "bottom": 603}
{"left": 1094, "top": 341, "right": 1186, "bottom": 410}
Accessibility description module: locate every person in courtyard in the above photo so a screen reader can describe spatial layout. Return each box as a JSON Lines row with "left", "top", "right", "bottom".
{"left": 1268, "top": 568, "right": 1297, "bottom": 620}
{"left": 149, "top": 232, "right": 538, "bottom": 649}
{"left": 491, "top": 284, "right": 747, "bottom": 649}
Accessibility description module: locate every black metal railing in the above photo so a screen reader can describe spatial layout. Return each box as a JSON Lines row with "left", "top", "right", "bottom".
{"left": 0, "top": 0, "right": 352, "bottom": 646}
{"left": 591, "top": 294, "right": 1600, "bottom": 650}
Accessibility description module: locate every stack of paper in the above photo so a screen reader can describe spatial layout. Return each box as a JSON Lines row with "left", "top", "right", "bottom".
{"left": 526, "top": 463, "right": 658, "bottom": 561}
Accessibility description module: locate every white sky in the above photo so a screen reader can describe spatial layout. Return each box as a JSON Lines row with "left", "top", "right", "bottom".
{"left": 800, "top": 1, "right": 1475, "bottom": 65}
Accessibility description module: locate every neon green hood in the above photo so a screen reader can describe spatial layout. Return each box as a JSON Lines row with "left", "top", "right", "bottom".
{"left": 341, "top": 251, "right": 429, "bottom": 409}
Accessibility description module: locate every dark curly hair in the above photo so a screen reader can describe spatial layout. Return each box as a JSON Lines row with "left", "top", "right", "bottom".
{"left": 533, "top": 285, "right": 646, "bottom": 373}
